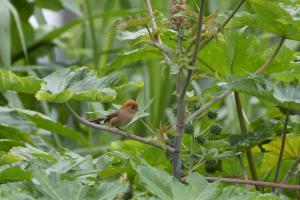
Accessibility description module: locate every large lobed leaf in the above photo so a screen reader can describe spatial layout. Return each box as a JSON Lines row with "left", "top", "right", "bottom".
{"left": 198, "top": 29, "right": 295, "bottom": 78}
{"left": 135, "top": 164, "right": 280, "bottom": 200}
{"left": 0, "top": 107, "right": 89, "bottom": 147}
{"left": 230, "top": 76, "right": 300, "bottom": 111}
{"left": 0, "top": 70, "right": 42, "bottom": 94}
{"left": 254, "top": 134, "right": 300, "bottom": 173}
{"left": 35, "top": 67, "right": 116, "bottom": 103}
{"left": 5, "top": 146, "right": 128, "bottom": 200}
{"left": 102, "top": 47, "right": 162, "bottom": 73}
{"left": 0, "top": 67, "right": 142, "bottom": 103}
{"left": 229, "top": 0, "right": 300, "bottom": 41}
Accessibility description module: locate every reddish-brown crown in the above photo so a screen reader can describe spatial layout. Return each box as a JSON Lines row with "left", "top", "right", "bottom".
{"left": 121, "top": 99, "right": 138, "bottom": 110}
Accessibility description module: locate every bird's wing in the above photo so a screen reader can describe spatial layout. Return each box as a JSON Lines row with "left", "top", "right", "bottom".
{"left": 89, "top": 110, "right": 119, "bottom": 124}
{"left": 104, "top": 110, "right": 120, "bottom": 123}
{"left": 88, "top": 117, "right": 106, "bottom": 124}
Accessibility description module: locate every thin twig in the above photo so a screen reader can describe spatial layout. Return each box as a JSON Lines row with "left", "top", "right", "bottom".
{"left": 179, "top": 0, "right": 206, "bottom": 99}
{"left": 276, "top": 156, "right": 300, "bottom": 193}
{"left": 234, "top": 92, "right": 260, "bottom": 191}
{"left": 255, "top": 37, "right": 285, "bottom": 74}
{"left": 237, "top": 154, "right": 250, "bottom": 190}
{"left": 144, "top": 0, "right": 172, "bottom": 66}
{"left": 198, "top": 0, "right": 246, "bottom": 50}
{"left": 185, "top": 89, "right": 232, "bottom": 124}
{"left": 204, "top": 176, "right": 300, "bottom": 190}
{"left": 273, "top": 112, "right": 290, "bottom": 192}
{"left": 197, "top": 58, "right": 217, "bottom": 74}
{"left": 65, "top": 103, "right": 174, "bottom": 152}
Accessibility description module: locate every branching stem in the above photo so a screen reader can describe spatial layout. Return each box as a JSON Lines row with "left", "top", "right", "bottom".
{"left": 234, "top": 92, "right": 260, "bottom": 191}
{"left": 255, "top": 37, "right": 285, "bottom": 74}
{"left": 204, "top": 176, "right": 300, "bottom": 190}
{"left": 276, "top": 156, "right": 300, "bottom": 194}
{"left": 273, "top": 112, "right": 290, "bottom": 192}
{"left": 65, "top": 103, "right": 174, "bottom": 153}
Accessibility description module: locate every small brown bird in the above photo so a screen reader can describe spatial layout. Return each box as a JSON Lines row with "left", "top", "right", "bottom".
{"left": 89, "top": 100, "right": 139, "bottom": 128}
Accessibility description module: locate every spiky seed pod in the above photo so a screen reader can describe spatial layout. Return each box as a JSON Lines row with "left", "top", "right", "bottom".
{"left": 207, "top": 111, "right": 218, "bottom": 120}
{"left": 205, "top": 160, "right": 219, "bottom": 174}
{"left": 184, "top": 124, "right": 194, "bottom": 135}
{"left": 195, "top": 136, "right": 206, "bottom": 144}
{"left": 209, "top": 124, "right": 222, "bottom": 135}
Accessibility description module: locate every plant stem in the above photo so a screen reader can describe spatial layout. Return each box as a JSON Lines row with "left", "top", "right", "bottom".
{"left": 234, "top": 92, "right": 260, "bottom": 191}
{"left": 198, "top": 0, "right": 246, "bottom": 50}
{"left": 273, "top": 112, "right": 290, "bottom": 192}
{"left": 255, "top": 37, "right": 285, "bottom": 74}
{"left": 179, "top": 0, "right": 206, "bottom": 99}
{"left": 204, "top": 176, "right": 300, "bottom": 190}
{"left": 65, "top": 103, "right": 174, "bottom": 153}
{"left": 84, "top": 0, "right": 98, "bottom": 69}
{"left": 276, "top": 156, "right": 300, "bottom": 193}
{"left": 188, "top": 135, "right": 195, "bottom": 174}
{"left": 185, "top": 89, "right": 232, "bottom": 124}
{"left": 172, "top": 0, "right": 206, "bottom": 179}
{"left": 237, "top": 154, "right": 250, "bottom": 189}
{"left": 173, "top": 71, "right": 185, "bottom": 178}
{"left": 144, "top": 0, "right": 172, "bottom": 65}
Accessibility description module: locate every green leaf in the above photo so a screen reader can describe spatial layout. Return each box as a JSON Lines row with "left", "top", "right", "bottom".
{"left": 102, "top": 47, "right": 162, "bottom": 73}
{"left": 12, "top": 9, "right": 145, "bottom": 61}
{"left": 0, "top": 166, "right": 32, "bottom": 183}
{"left": 255, "top": 134, "right": 300, "bottom": 173}
{"left": 34, "top": 172, "right": 88, "bottom": 200}
{"left": 135, "top": 164, "right": 195, "bottom": 200}
{"left": 2, "top": 0, "right": 28, "bottom": 62}
{"left": 271, "top": 66, "right": 300, "bottom": 82}
{"left": 85, "top": 181, "right": 129, "bottom": 200}
{"left": 198, "top": 29, "right": 294, "bottom": 78}
{"left": 0, "top": 1, "right": 11, "bottom": 66}
{"left": 135, "top": 164, "right": 279, "bottom": 200}
{"left": 0, "top": 139, "right": 25, "bottom": 151}
{"left": 0, "top": 182, "right": 36, "bottom": 200}
{"left": 34, "top": 171, "right": 128, "bottom": 200}
{"left": 0, "top": 151, "right": 22, "bottom": 166}
{"left": 0, "top": 70, "right": 42, "bottom": 94}
{"left": 0, "top": 107, "right": 89, "bottom": 146}
{"left": 14, "top": 108, "right": 90, "bottom": 146}
{"left": 35, "top": 67, "right": 116, "bottom": 103}
{"left": 0, "top": 107, "right": 36, "bottom": 134}
{"left": 115, "top": 15, "right": 151, "bottom": 30}
{"left": 10, "top": 145, "right": 57, "bottom": 162}
{"left": 229, "top": 0, "right": 300, "bottom": 40}
{"left": 0, "top": 124, "right": 32, "bottom": 144}
{"left": 230, "top": 76, "right": 300, "bottom": 111}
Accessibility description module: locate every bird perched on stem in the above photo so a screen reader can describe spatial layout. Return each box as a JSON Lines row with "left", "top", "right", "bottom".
{"left": 89, "top": 100, "right": 139, "bottom": 128}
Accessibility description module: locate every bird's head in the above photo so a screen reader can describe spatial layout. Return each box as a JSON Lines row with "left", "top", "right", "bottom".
{"left": 121, "top": 99, "right": 139, "bottom": 114}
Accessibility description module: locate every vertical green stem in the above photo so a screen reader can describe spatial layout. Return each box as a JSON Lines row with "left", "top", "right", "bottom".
{"left": 234, "top": 92, "right": 260, "bottom": 191}
{"left": 85, "top": 0, "right": 98, "bottom": 69}
{"left": 273, "top": 112, "right": 290, "bottom": 192}
{"left": 173, "top": 71, "right": 185, "bottom": 178}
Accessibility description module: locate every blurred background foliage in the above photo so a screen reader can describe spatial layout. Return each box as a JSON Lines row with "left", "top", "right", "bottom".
{"left": 0, "top": 0, "right": 299, "bottom": 199}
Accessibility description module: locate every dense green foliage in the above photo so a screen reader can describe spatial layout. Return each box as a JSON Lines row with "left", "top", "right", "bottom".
{"left": 0, "top": 0, "right": 299, "bottom": 199}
